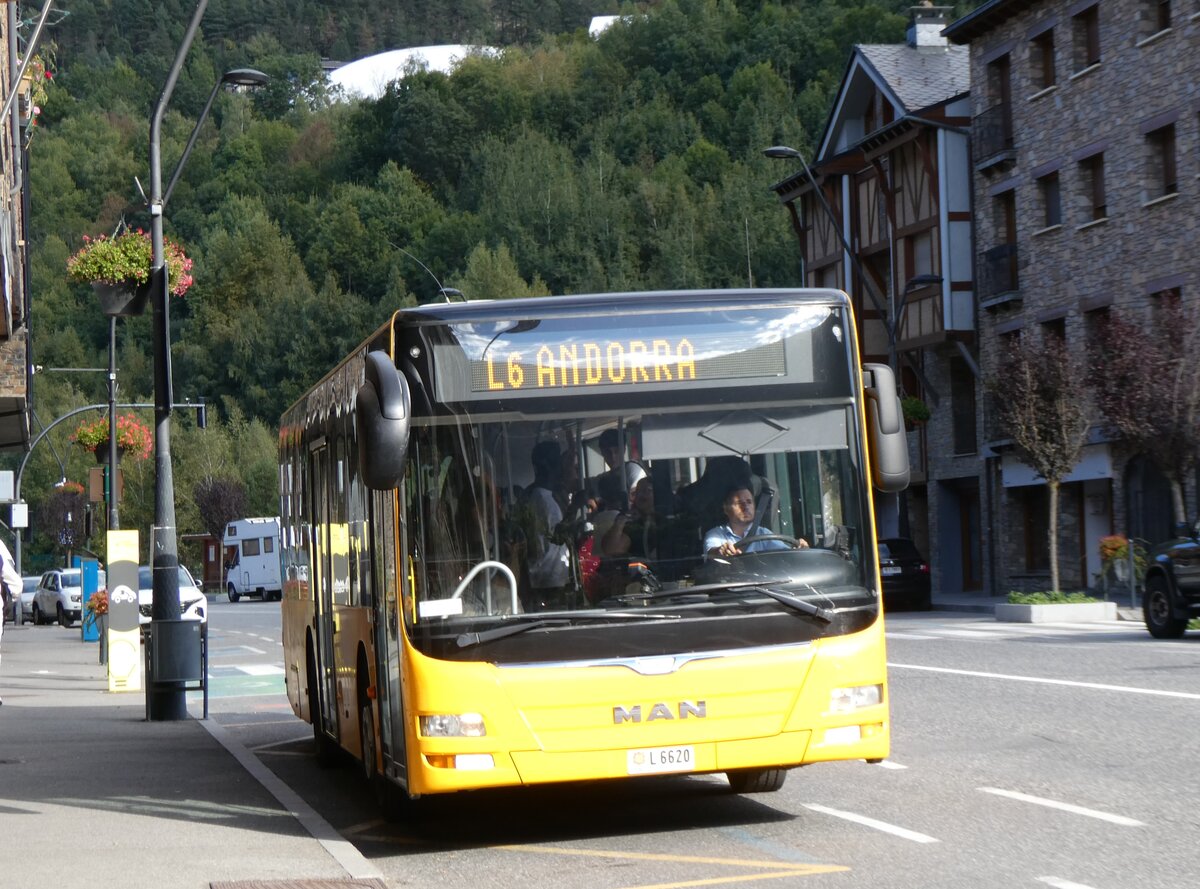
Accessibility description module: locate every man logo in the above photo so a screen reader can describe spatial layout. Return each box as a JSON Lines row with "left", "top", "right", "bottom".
{"left": 613, "top": 700, "right": 706, "bottom": 723}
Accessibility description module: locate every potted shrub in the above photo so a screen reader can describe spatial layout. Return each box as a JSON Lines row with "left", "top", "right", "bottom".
{"left": 901, "top": 395, "right": 931, "bottom": 426}
{"left": 66, "top": 229, "right": 194, "bottom": 316}
{"left": 72, "top": 413, "right": 153, "bottom": 462}
{"left": 995, "top": 590, "right": 1117, "bottom": 623}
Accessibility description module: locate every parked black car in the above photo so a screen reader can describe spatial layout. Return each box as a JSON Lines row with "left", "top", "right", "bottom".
{"left": 1143, "top": 521, "right": 1200, "bottom": 638}
{"left": 877, "top": 537, "right": 931, "bottom": 611}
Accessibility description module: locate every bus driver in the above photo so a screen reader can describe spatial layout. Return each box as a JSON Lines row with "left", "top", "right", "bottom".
{"left": 705, "top": 485, "right": 808, "bottom": 558}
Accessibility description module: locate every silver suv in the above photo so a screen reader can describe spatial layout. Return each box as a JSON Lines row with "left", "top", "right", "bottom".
{"left": 30, "top": 568, "right": 106, "bottom": 627}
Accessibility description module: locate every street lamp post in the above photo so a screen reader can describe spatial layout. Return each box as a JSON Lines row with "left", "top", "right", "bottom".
{"left": 147, "top": 0, "right": 267, "bottom": 720}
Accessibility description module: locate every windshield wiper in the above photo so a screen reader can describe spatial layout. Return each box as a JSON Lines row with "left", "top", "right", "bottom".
{"left": 454, "top": 611, "right": 678, "bottom": 648}
{"left": 456, "top": 619, "right": 567, "bottom": 648}
{"left": 742, "top": 586, "right": 834, "bottom": 624}
{"left": 603, "top": 580, "right": 834, "bottom": 624}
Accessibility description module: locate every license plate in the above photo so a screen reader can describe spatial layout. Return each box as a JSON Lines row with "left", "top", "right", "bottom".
{"left": 627, "top": 745, "right": 695, "bottom": 775}
{"left": 881, "top": 566, "right": 901, "bottom": 575}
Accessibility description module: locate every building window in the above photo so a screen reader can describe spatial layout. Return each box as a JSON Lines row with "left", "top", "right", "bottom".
{"left": 1083, "top": 305, "right": 1110, "bottom": 349}
{"left": 1023, "top": 485, "right": 1051, "bottom": 571}
{"left": 1037, "top": 171, "right": 1062, "bottom": 228}
{"left": 1141, "top": 0, "right": 1171, "bottom": 37}
{"left": 950, "top": 357, "right": 977, "bottom": 456}
{"left": 1041, "top": 317, "right": 1066, "bottom": 342}
{"left": 1073, "top": 4, "right": 1101, "bottom": 72}
{"left": 1078, "top": 153, "right": 1107, "bottom": 221}
{"left": 1145, "top": 123, "right": 1177, "bottom": 199}
{"left": 1031, "top": 28, "right": 1056, "bottom": 89}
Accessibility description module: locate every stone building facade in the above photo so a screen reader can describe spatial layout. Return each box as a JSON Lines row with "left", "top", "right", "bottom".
{"left": 0, "top": 4, "right": 35, "bottom": 452}
{"left": 946, "top": 0, "right": 1200, "bottom": 592}
{"left": 771, "top": 6, "right": 989, "bottom": 598}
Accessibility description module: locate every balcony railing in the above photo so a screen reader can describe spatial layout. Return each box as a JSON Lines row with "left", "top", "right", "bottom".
{"left": 974, "top": 105, "right": 1015, "bottom": 167}
{"left": 978, "top": 243, "right": 1019, "bottom": 304}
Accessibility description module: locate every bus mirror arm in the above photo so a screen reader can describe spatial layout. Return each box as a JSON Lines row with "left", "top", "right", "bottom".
{"left": 862, "top": 363, "right": 910, "bottom": 494}
{"left": 357, "top": 350, "right": 411, "bottom": 490}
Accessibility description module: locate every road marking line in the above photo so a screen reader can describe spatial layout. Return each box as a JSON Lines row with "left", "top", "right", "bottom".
{"left": 494, "top": 844, "right": 848, "bottom": 887}
{"left": 1037, "top": 876, "right": 1101, "bottom": 888}
{"left": 980, "top": 788, "right": 1143, "bottom": 826}
{"left": 249, "top": 734, "right": 313, "bottom": 752}
{"left": 889, "top": 662, "right": 1200, "bottom": 700}
{"left": 875, "top": 760, "right": 907, "bottom": 770}
{"left": 802, "top": 804, "right": 938, "bottom": 843}
{"left": 885, "top": 632, "right": 940, "bottom": 640}
{"left": 237, "top": 664, "right": 286, "bottom": 676}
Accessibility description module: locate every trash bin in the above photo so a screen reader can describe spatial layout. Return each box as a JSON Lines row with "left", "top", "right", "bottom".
{"left": 143, "top": 619, "right": 209, "bottom": 719}
{"left": 147, "top": 619, "right": 203, "bottom": 682}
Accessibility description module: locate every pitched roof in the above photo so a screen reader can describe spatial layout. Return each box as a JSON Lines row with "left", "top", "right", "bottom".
{"left": 856, "top": 43, "right": 970, "bottom": 112}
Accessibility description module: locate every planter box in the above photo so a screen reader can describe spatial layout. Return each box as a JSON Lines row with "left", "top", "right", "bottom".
{"left": 995, "top": 601, "right": 1118, "bottom": 623}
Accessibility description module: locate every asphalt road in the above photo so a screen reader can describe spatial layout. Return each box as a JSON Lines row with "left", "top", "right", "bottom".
{"left": 201, "top": 599, "right": 1200, "bottom": 889}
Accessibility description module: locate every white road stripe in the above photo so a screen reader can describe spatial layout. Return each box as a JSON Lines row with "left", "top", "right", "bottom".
{"left": 803, "top": 804, "right": 938, "bottom": 843}
{"left": 238, "top": 664, "right": 285, "bottom": 676}
{"left": 875, "top": 760, "right": 907, "bottom": 770}
{"left": 980, "top": 788, "right": 1143, "bottom": 826}
{"left": 1037, "top": 877, "right": 1101, "bottom": 889}
{"left": 885, "top": 632, "right": 941, "bottom": 640}
{"left": 928, "top": 628, "right": 1008, "bottom": 638}
{"left": 889, "top": 662, "right": 1200, "bottom": 700}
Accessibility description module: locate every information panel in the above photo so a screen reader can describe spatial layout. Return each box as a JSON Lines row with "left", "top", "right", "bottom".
{"left": 106, "top": 530, "right": 141, "bottom": 693}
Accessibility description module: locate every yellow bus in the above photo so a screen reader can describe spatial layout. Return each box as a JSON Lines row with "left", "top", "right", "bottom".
{"left": 278, "top": 288, "right": 908, "bottom": 803}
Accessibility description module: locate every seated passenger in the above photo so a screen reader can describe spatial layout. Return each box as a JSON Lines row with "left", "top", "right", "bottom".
{"left": 704, "top": 485, "right": 808, "bottom": 558}
{"left": 602, "top": 477, "right": 659, "bottom": 560}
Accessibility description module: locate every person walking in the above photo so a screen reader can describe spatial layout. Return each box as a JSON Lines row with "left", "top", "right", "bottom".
{"left": 0, "top": 535, "right": 20, "bottom": 705}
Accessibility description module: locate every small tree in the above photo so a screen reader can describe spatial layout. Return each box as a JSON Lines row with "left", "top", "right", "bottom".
{"left": 1091, "top": 298, "right": 1200, "bottom": 524}
{"left": 194, "top": 477, "right": 247, "bottom": 590}
{"left": 989, "top": 337, "right": 1090, "bottom": 593}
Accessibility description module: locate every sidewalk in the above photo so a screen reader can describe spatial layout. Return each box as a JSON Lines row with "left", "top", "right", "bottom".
{"left": 0, "top": 621, "right": 382, "bottom": 889}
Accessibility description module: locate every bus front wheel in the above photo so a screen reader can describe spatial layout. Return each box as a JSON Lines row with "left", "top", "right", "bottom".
{"left": 227, "top": 583, "right": 240, "bottom": 603}
{"left": 307, "top": 659, "right": 339, "bottom": 768}
{"left": 726, "top": 768, "right": 787, "bottom": 794}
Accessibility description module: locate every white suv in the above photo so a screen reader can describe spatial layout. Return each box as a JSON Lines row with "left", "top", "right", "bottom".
{"left": 31, "top": 568, "right": 106, "bottom": 627}
{"left": 137, "top": 565, "right": 208, "bottom": 624}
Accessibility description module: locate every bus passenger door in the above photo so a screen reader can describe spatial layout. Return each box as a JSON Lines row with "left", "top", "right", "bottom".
{"left": 373, "top": 488, "right": 407, "bottom": 785}
{"left": 309, "top": 442, "right": 339, "bottom": 742}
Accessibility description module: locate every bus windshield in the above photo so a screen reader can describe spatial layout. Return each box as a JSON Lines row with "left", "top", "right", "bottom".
{"left": 400, "top": 300, "right": 877, "bottom": 663}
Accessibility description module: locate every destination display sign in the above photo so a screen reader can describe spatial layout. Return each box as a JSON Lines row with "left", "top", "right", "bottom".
{"left": 430, "top": 304, "right": 832, "bottom": 403}
{"left": 471, "top": 335, "right": 784, "bottom": 393}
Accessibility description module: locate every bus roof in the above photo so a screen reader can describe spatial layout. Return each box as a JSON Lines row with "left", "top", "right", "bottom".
{"left": 393, "top": 288, "right": 850, "bottom": 324}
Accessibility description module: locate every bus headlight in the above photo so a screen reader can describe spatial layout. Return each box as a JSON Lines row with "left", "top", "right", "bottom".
{"left": 420, "top": 713, "right": 487, "bottom": 737}
{"left": 829, "top": 684, "right": 882, "bottom": 713}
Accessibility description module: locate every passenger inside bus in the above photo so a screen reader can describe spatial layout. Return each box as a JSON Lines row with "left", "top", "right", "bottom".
{"left": 518, "top": 440, "right": 572, "bottom": 610}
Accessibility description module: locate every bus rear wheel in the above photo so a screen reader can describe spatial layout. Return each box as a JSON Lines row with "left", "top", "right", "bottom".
{"left": 726, "top": 768, "right": 787, "bottom": 794}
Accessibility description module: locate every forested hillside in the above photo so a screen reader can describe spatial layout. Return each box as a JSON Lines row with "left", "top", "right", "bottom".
{"left": 16, "top": 0, "right": 933, "bottom": 568}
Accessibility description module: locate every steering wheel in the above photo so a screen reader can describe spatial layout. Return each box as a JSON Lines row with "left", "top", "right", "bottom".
{"left": 733, "top": 534, "right": 802, "bottom": 553}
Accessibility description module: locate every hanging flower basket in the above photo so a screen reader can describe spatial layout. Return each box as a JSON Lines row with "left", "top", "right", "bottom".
{"left": 92, "top": 281, "right": 150, "bottom": 318}
{"left": 66, "top": 229, "right": 194, "bottom": 317}
{"left": 72, "top": 413, "right": 153, "bottom": 461}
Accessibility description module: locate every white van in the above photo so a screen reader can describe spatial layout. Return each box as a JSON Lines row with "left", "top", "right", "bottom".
{"left": 223, "top": 516, "right": 282, "bottom": 602}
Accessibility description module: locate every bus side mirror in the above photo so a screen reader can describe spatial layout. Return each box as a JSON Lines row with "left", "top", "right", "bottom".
{"left": 357, "top": 350, "right": 411, "bottom": 490}
{"left": 862, "top": 363, "right": 910, "bottom": 493}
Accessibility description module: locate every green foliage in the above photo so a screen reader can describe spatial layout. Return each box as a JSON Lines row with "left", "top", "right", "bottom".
{"left": 17, "top": 0, "right": 925, "bottom": 568}
{"left": 1006, "top": 591, "right": 1101, "bottom": 605}
{"left": 901, "top": 396, "right": 931, "bottom": 424}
